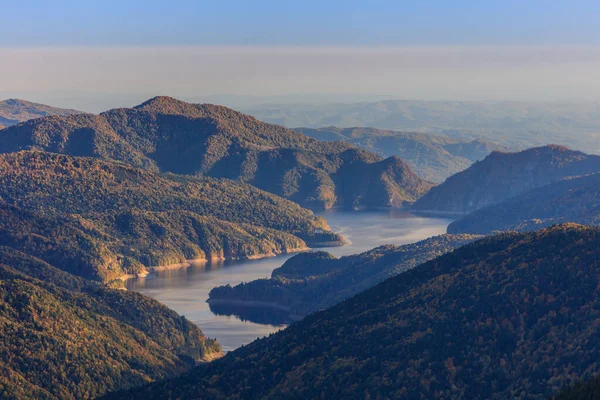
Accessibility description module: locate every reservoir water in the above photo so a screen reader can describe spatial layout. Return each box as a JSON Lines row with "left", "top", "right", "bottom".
{"left": 126, "top": 210, "right": 452, "bottom": 351}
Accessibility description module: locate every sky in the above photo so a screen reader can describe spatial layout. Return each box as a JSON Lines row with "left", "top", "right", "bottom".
{"left": 3, "top": 0, "right": 600, "bottom": 46}
{"left": 1, "top": 1, "right": 600, "bottom": 111}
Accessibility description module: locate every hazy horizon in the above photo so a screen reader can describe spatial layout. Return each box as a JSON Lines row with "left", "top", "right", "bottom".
{"left": 4, "top": 1, "right": 600, "bottom": 111}
{"left": 2, "top": 45, "right": 600, "bottom": 112}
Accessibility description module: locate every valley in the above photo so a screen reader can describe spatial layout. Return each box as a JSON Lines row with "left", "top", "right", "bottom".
{"left": 6, "top": 4, "right": 600, "bottom": 399}
{"left": 3, "top": 96, "right": 600, "bottom": 399}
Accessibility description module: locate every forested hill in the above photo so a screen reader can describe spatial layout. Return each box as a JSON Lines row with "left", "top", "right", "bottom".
{"left": 414, "top": 145, "right": 600, "bottom": 214}
{"left": 296, "top": 126, "right": 506, "bottom": 182}
{"left": 208, "top": 234, "right": 479, "bottom": 321}
{"left": 107, "top": 224, "right": 600, "bottom": 399}
{"left": 0, "top": 249, "right": 221, "bottom": 400}
{"left": 0, "top": 99, "right": 82, "bottom": 126}
{"left": 0, "top": 96, "right": 433, "bottom": 209}
{"left": 0, "top": 151, "right": 341, "bottom": 282}
{"left": 448, "top": 171, "right": 600, "bottom": 234}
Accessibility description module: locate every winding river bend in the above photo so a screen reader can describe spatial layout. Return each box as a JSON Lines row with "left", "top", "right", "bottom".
{"left": 126, "top": 210, "right": 452, "bottom": 352}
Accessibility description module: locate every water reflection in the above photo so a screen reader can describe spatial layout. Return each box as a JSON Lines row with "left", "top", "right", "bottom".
{"left": 127, "top": 210, "right": 451, "bottom": 351}
{"left": 209, "top": 302, "right": 293, "bottom": 326}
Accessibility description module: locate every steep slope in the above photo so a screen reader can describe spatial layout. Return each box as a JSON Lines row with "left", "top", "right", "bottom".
{"left": 0, "top": 99, "right": 81, "bottom": 126}
{"left": 0, "top": 97, "right": 433, "bottom": 209}
{"left": 297, "top": 127, "right": 506, "bottom": 182}
{"left": 208, "top": 234, "right": 479, "bottom": 322}
{"left": 448, "top": 172, "right": 600, "bottom": 234}
{"left": 108, "top": 224, "right": 600, "bottom": 400}
{"left": 414, "top": 145, "right": 600, "bottom": 214}
{"left": 0, "top": 151, "right": 340, "bottom": 282}
{"left": 0, "top": 252, "right": 221, "bottom": 400}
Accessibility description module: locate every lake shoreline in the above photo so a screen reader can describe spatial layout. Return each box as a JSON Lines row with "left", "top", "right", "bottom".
{"left": 126, "top": 210, "right": 452, "bottom": 351}
{"left": 119, "top": 245, "right": 315, "bottom": 283}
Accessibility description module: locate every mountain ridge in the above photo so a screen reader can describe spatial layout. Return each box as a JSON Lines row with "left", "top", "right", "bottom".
{"left": 0, "top": 96, "right": 433, "bottom": 210}
{"left": 0, "top": 99, "right": 82, "bottom": 126}
{"left": 448, "top": 171, "right": 600, "bottom": 234}
{"left": 414, "top": 145, "right": 600, "bottom": 214}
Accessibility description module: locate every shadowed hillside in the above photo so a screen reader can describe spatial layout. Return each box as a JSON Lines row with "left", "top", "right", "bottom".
{"left": 0, "top": 97, "right": 433, "bottom": 209}
{"left": 448, "top": 171, "right": 600, "bottom": 234}
{"left": 414, "top": 145, "right": 600, "bottom": 214}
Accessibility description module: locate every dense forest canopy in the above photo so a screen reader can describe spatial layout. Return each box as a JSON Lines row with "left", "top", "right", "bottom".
{"left": 0, "top": 250, "right": 221, "bottom": 400}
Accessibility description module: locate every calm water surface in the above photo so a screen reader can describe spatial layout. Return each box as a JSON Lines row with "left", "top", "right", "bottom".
{"left": 126, "top": 210, "right": 451, "bottom": 351}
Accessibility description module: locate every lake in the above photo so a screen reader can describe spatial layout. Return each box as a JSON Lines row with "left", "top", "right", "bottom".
{"left": 126, "top": 209, "right": 452, "bottom": 351}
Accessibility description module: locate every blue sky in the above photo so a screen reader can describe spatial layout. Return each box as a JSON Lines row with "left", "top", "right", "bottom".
{"left": 2, "top": 0, "right": 599, "bottom": 46}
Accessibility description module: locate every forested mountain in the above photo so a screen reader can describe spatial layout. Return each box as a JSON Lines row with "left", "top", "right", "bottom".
{"left": 244, "top": 100, "right": 600, "bottom": 153}
{"left": 414, "top": 145, "right": 600, "bottom": 214}
{"left": 0, "top": 99, "right": 81, "bottom": 126}
{"left": 296, "top": 127, "right": 506, "bottom": 182}
{"left": 448, "top": 172, "right": 600, "bottom": 234}
{"left": 0, "top": 97, "right": 432, "bottom": 210}
{"left": 208, "top": 234, "right": 479, "bottom": 322}
{"left": 0, "top": 249, "right": 221, "bottom": 400}
{"left": 107, "top": 224, "right": 600, "bottom": 400}
{"left": 0, "top": 151, "right": 341, "bottom": 282}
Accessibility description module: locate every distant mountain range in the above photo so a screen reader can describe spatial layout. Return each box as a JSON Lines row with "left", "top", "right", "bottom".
{"left": 1, "top": 97, "right": 432, "bottom": 210}
{"left": 208, "top": 234, "right": 479, "bottom": 322}
{"left": 243, "top": 100, "right": 600, "bottom": 154}
{"left": 107, "top": 224, "right": 600, "bottom": 399}
{"left": 0, "top": 99, "right": 81, "bottom": 126}
{"left": 296, "top": 126, "right": 506, "bottom": 182}
{"left": 414, "top": 145, "right": 600, "bottom": 214}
